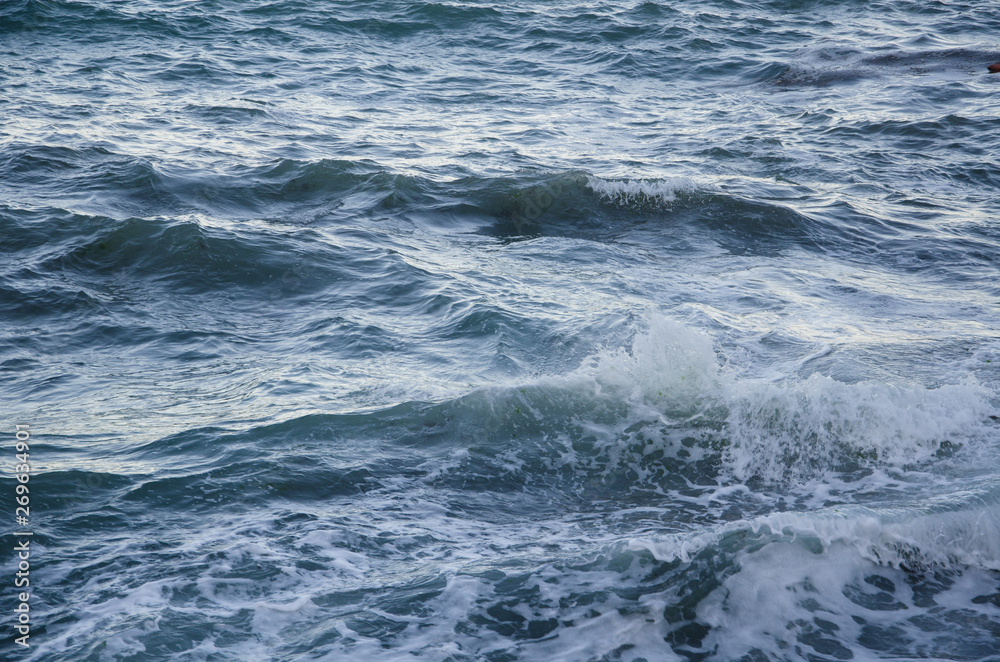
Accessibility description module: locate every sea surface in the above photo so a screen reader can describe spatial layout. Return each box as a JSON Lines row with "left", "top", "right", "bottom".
{"left": 2, "top": 0, "right": 1000, "bottom": 660}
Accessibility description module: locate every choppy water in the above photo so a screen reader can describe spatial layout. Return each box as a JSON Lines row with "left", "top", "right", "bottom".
{"left": 3, "top": 0, "right": 1000, "bottom": 660}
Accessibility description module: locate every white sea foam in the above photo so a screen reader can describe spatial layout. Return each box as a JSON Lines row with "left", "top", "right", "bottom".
{"left": 585, "top": 175, "right": 696, "bottom": 206}
{"left": 630, "top": 497, "right": 1000, "bottom": 570}
{"left": 631, "top": 498, "right": 1000, "bottom": 661}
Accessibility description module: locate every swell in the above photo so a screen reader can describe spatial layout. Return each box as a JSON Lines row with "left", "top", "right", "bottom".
{"left": 40, "top": 314, "right": 995, "bottom": 517}
{"left": 3, "top": 159, "right": 998, "bottom": 313}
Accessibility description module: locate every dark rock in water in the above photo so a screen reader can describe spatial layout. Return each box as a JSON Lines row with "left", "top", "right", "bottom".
{"left": 988, "top": 62, "right": 1000, "bottom": 73}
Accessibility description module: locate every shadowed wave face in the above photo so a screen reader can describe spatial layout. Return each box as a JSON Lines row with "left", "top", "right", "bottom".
{"left": 2, "top": 0, "right": 1000, "bottom": 660}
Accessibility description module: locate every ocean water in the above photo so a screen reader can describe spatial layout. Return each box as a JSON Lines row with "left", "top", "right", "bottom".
{"left": 2, "top": 0, "right": 1000, "bottom": 660}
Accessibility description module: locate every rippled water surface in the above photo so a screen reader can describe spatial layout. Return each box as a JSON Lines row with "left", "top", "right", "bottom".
{"left": 3, "top": 0, "right": 1000, "bottom": 660}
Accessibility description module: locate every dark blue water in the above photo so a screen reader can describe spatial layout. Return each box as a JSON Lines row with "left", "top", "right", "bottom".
{"left": 3, "top": 1, "right": 1000, "bottom": 660}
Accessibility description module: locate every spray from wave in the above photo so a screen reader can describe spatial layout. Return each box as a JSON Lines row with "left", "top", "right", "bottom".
{"left": 544, "top": 313, "right": 998, "bottom": 483}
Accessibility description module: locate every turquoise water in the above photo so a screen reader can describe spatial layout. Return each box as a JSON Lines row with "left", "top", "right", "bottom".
{"left": 2, "top": 1, "right": 1000, "bottom": 660}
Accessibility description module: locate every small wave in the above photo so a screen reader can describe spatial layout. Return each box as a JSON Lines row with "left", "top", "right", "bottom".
{"left": 42, "top": 214, "right": 340, "bottom": 298}
{"left": 0, "top": 0, "right": 215, "bottom": 39}
{"left": 443, "top": 312, "right": 998, "bottom": 486}
{"left": 765, "top": 47, "right": 999, "bottom": 89}
{"left": 597, "top": 313, "right": 996, "bottom": 482}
